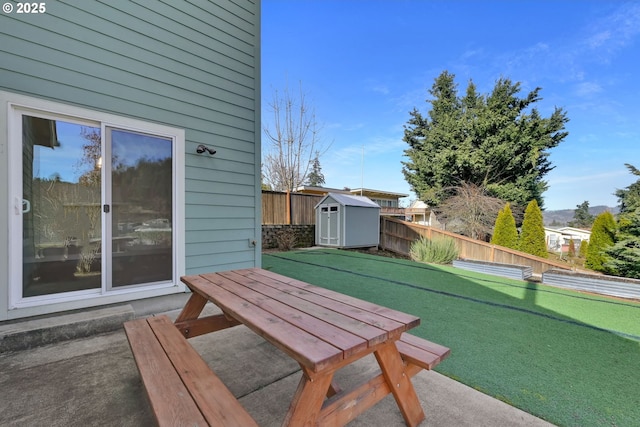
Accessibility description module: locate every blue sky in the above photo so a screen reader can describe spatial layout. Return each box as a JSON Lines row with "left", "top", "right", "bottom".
{"left": 261, "top": 1, "right": 640, "bottom": 210}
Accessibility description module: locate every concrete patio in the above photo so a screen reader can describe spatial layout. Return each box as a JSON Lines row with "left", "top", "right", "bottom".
{"left": 0, "top": 295, "right": 554, "bottom": 426}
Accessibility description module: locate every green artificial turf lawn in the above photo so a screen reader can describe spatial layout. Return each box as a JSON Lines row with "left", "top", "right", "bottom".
{"left": 262, "top": 249, "right": 640, "bottom": 427}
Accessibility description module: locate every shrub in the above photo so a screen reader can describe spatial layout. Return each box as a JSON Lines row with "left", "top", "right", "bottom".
{"left": 518, "top": 199, "right": 548, "bottom": 258}
{"left": 585, "top": 211, "right": 616, "bottom": 272}
{"left": 603, "top": 208, "right": 640, "bottom": 278}
{"left": 276, "top": 227, "right": 297, "bottom": 251}
{"left": 579, "top": 240, "right": 589, "bottom": 258}
{"left": 568, "top": 238, "right": 576, "bottom": 258}
{"left": 410, "top": 236, "right": 459, "bottom": 264}
{"left": 490, "top": 202, "right": 518, "bottom": 249}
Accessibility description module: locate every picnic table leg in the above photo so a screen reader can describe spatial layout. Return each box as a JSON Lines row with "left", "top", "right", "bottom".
{"left": 282, "top": 368, "right": 334, "bottom": 427}
{"left": 327, "top": 380, "right": 342, "bottom": 397}
{"left": 375, "top": 342, "right": 425, "bottom": 427}
{"left": 175, "top": 291, "right": 208, "bottom": 323}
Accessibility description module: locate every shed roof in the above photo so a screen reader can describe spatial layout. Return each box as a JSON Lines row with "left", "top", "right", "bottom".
{"left": 315, "top": 193, "right": 380, "bottom": 209}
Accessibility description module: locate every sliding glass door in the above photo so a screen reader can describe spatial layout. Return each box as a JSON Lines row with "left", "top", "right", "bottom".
{"left": 108, "top": 128, "right": 173, "bottom": 288}
{"left": 16, "top": 110, "right": 176, "bottom": 304}
{"left": 22, "top": 116, "right": 102, "bottom": 297}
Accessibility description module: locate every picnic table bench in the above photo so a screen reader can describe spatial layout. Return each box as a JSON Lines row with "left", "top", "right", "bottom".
{"left": 124, "top": 268, "right": 450, "bottom": 426}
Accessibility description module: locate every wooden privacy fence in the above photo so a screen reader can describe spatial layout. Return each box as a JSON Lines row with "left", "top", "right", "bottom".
{"left": 380, "top": 217, "right": 571, "bottom": 276}
{"left": 262, "top": 191, "right": 322, "bottom": 225}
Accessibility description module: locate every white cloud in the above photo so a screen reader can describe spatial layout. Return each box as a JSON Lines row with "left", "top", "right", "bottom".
{"left": 581, "top": 2, "right": 640, "bottom": 61}
{"left": 548, "top": 170, "right": 628, "bottom": 185}
{"left": 585, "top": 31, "right": 612, "bottom": 49}
{"left": 574, "top": 81, "right": 603, "bottom": 97}
{"left": 370, "top": 84, "right": 390, "bottom": 95}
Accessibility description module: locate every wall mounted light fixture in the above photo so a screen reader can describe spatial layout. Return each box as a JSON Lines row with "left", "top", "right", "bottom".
{"left": 196, "top": 144, "right": 216, "bottom": 155}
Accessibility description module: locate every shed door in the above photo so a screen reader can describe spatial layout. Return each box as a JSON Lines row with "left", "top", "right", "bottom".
{"left": 319, "top": 205, "right": 340, "bottom": 246}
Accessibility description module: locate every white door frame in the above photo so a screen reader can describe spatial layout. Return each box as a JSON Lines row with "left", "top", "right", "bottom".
{"left": 5, "top": 92, "right": 185, "bottom": 315}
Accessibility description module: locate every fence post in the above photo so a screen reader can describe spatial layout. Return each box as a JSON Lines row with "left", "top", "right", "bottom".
{"left": 286, "top": 190, "right": 291, "bottom": 225}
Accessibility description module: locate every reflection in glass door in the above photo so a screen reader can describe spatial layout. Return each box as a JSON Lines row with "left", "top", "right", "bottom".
{"left": 22, "top": 116, "right": 102, "bottom": 297}
{"left": 108, "top": 128, "right": 173, "bottom": 287}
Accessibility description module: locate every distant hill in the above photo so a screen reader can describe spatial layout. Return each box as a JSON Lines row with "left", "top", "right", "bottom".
{"left": 543, "top": 205, "right": 619, "bottom": 226}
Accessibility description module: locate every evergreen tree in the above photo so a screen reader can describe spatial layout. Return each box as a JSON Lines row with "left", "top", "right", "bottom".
{"left": 604, "top": 208, "right": 640, "bottom": 278}
{"left": 402, "top": 70, "right": 569, "bottom": 207}
{"left": 604, "top": 167, "right": 640, "bottom": 278}
{"left": 585, "top": 211, "right": 616, "bottom": 272}
{"left": 305, "top": 152, "right": 325, "bottom": 186}
{"left": 490, "top": 202, "right": 518, "bottom": 249}
{"left": 615, "top": 164, "right": 640, "bottom": 214}
{"left": 568, "top": 238, "right": 576, "bottom": 258}
{"left": 579, "top": 239, "right": 589, "bottom": 258}
{"left": 568, "top": 201, "right": 594, "bottom": 228}
{"left": 518, "top": 199, "right": 548, "bottom": 258}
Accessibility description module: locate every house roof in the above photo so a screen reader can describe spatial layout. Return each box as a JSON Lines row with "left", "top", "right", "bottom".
{"left": 406, "top": 200, "right": 430, "bottom": 214}
{"left": 544, "top": 226, "right": 591, "bottom": 235}
{"left": 294, "top": 185, "right": 351, "bottom": 195}
{"left": 557, "top": 227, "right": 591, "bottom": 234}
{"left": 315, "top": 193, "right": 381, "bottom": 209}
{"left": 348, "top": 188, "right": 409, "bottom": 199}
{"left": 295, "top": 185, "right": 408, "bottom": 200}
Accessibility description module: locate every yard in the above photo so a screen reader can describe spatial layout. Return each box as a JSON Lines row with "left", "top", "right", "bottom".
{"left": 263, "top": 249, "right": 640, "bottom": 427}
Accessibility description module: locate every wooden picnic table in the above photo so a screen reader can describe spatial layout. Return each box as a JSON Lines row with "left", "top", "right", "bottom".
{"left": 176, "top": 267, "right": 428, "bottom": 426}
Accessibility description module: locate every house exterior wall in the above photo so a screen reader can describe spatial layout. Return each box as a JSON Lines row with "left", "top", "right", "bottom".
{"left": 0, "top": 1, "right": 261, "bottom": 319}
{"left": 545, "top": 227, "right": 591, "bottom": 252}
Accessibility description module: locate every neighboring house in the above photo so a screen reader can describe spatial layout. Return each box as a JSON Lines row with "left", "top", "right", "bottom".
{"left": 405, "top": 200, "right": 441, "bottom": 227}
{"left": 0, "top": 2, "right": 261, "bottom": 321}
{"left": 545, "top": 227, "right": 591, "bottom": 253}
{"left": 295, "top": 185, "right": 408, "bottom": 216}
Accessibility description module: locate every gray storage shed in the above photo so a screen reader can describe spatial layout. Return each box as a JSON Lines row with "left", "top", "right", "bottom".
{"left": 315, "top": 193, "right": 380, "bottom": 248}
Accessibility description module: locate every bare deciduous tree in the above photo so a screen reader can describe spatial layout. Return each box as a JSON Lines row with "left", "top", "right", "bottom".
{"left": 262, "top": 82, "right": 327, "bottom": 191}
{"left": 435, "top": 182, "right": 505, "bottom": 241}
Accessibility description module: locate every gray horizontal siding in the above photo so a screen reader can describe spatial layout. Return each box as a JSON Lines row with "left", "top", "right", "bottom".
{"left": 186, "top": 180, "right": 254, "bottom": 196}
{"left": 0, "top": 54, "right": 255, "bottom": 132}
{"left": 186, "top": 192, "right": 255, "bottom": 208}
{"left": 1, "top": 28, "right": 255, "bottom": 110}
{"left": 453, "top": 259, "right": 533, "bottom": 281}
{"left": 188, "top": 218, "right": 256, "bottom": 231}
{"left": 188, "top": 250, "right": 255, "bottom": 270}
{"left": 189, "top": 169, "right": 255, "bottom": 187}
{"left": 0, "top": 1, "right": 257, "bottom": 122}
{"left": 188, "top": 206, "right": 255, "bottom": 219}
{"left": 187, "top": 238, "right": 253, "bottom": 255}
{"left": 0, "top": 0, "right": 260, "bottom": 272}
{"left": 189, "top": 149, "right": 256, "bottom": 166}
{"left": 0, "top": 7, "right": 256, "bottom": 107}
{"left": 186, "top": 229, "right": 255, "bottom": 244}
{"left": 542, "top": 270, "right": 640, "bottom": 300}
{"left": 189, "top": 130, "right": 256, "bottom": 154}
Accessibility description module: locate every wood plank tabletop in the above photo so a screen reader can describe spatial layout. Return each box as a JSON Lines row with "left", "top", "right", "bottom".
{"left": 181, "top": 268, "right": 420, "bottom": 373}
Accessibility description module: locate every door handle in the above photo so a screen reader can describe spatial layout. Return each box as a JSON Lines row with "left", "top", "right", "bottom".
{"left": 16, "top": 198, "right": 30, "bottom": 214}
